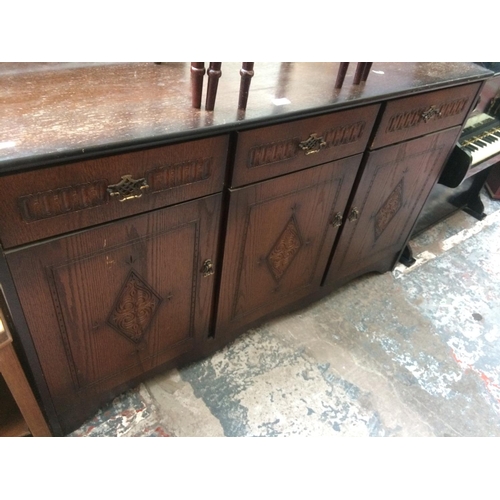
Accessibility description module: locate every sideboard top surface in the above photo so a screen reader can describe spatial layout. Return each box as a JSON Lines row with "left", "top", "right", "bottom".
{"left": 0, "top": 62, "right": 492, "bottom": 174}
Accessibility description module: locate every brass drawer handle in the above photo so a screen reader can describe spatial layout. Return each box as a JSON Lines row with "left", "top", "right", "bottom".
{"left": 107, "top": 175, "right": 149, "bottom": 202}
{"left": 202, "top": 259, "right": 214, "bottom": 277}
{"left": 348, "top": 207, "right": 359, "bottom": 222}
{"left": 331, "top": 212, "right": 343, "bottom": 228}
{"left": 421, "top": 105, "right": 442, "bottom": 123}
{"left": 298, "top": 134, "right": 327, "bottom": 155}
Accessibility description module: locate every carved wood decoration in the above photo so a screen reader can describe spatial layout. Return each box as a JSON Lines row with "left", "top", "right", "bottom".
{"left": 19, "top": 180, "right": 109, "bottom": 222}
{"left": 248, "top": 138, "right": 297, "bottom": 168}
{"left": 266, "top": 216, "right": 303, "bottom": 282}
{"left": 146, "top": 158, "right": 213, "bottom": 193}
{"left": 374, "top": 179, "right": 404, "bottom": 240}
{"left": 107, "top": 270, "right": 162, "bottom": 344}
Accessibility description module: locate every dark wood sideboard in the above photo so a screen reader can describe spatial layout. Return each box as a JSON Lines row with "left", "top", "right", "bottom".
{"left": 0, "top": 62, "right": 492, "bottom": 435}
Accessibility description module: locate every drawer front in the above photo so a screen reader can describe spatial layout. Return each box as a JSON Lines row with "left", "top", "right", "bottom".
{"left": 231, "top": 104, "right": 380, "bottom": 187}
{"left": 371, "top": 82, "right": 481, "bottom": 149}
{"left": 0, "top": 135, "right": 229, "bottom": 248}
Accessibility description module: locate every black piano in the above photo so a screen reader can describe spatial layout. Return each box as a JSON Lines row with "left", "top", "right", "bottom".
{"left": 412, "top": 65, "right": 500, "bottom": 236}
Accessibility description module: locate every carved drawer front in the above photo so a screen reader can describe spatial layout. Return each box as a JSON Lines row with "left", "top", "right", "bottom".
{"left": 5, "top": 194, "right": 222, "bottom": 434}
{"left": 231, "top": 104, "right": 380, "bottom": 187}
{"left": 371, "top": 82, "right": 481, "bottom": 149}
{"left": 0, "top": 135, "right": 229, "bottom": 248}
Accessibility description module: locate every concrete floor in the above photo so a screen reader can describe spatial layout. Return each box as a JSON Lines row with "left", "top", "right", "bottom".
{"left": 69, "top": 191, "right": 500, "bottom": 437}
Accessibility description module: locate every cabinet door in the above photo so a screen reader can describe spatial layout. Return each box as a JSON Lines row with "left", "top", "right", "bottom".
{"left": 324, "top": 127, "right": 462, "bottom": 289}
{"left": 216, "top": 155, "right": 361, "bottom": 341}
{"left": 6, "top": 194, "right": 221, "bottom": 433}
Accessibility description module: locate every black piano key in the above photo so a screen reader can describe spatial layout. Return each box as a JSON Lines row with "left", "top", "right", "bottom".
{"left": 475, "top": 140, "right": 488, "bottom": 147}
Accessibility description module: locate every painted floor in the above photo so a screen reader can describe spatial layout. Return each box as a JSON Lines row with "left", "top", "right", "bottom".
{"left": 70, "top": 191, "right": 500, "bottom": 437}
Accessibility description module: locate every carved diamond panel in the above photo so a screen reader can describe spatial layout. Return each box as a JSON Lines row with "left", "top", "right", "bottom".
{"left": 374, "top": 180, "right": 404, "bottom": 240}
{"left": 107, "top": 271, "right": 162, "bottom": 343}
{"left": 266, "top": 216, "right": 303, "bottom": 282}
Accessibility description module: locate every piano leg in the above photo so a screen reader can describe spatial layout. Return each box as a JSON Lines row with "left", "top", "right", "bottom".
{"left": 485, "top": 161, "right": 500, "bottom": 200}
{"left": 451, "top": 168, "right": 490, "bottom": 221}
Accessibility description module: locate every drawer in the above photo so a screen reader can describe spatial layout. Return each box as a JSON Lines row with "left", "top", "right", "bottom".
{"left": 0, "top": 135, "right": 229, "bottom": 248}
{"left": 231, "top": 104, "right": 380, "bottom": 187}
{"left": 371, "top": 82, "right": 482, "bottom": 149}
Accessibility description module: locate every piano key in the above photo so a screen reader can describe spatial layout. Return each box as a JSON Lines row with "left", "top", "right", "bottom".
{"left": 467, "top": 134, "right": 500, "bottom": 165}
{"left": 456, "top": 111, "right": 500, "bottom": 167}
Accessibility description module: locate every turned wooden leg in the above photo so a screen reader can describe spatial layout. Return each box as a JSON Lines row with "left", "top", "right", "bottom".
{"left": 353, "top": 62, "right": 367, "bottom": 85}
{"left": 190, "top": 62, "right": 205, "bottom": 109}
{"left": 238, "top": 62, "right": 255, "bottom": 110}
{"left": 205, "top": 62, "right": 222, "bottom": 111}
{"left": 361, "top": 62, "right": 373, "bottom": 82}
{"left": 335, "top": 62, "right": 349, "bottom": 89}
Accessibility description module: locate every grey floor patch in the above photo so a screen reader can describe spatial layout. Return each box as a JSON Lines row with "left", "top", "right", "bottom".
{"left": 179, "top": 328, "right": 387, "bottom": 436}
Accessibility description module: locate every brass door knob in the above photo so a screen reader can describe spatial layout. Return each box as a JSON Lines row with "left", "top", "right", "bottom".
{"left": 331, "top": 212, "right": 343, "bottom": 227}
{"left": 202, "top": 259, "right": 214, "bottom": 277}
{"left": 348, "top": 207, "right": 359, "bottom": 222}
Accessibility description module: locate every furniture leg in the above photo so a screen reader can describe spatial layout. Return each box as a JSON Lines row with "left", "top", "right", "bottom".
{"left": 190, "top": 62, "right": 205, "bottom": 109}
{"left": 335, "top": 62, "right": 349, "bottom": 89}
{"left": 238, "top": 62, "right": 255, "bottom": 110}
{"left": 361, "top": 62, "right": 373, "bottom": 82}
{"left": 353, "top": 63, "right": 367, "bottom": 85}
{"left": 205, "top": 62, "right": 222, "bottom": 111}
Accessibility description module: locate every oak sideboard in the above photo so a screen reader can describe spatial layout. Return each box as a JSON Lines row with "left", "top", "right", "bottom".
{"left": 0, "top": 62, "right": 492, "bottom": 435}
